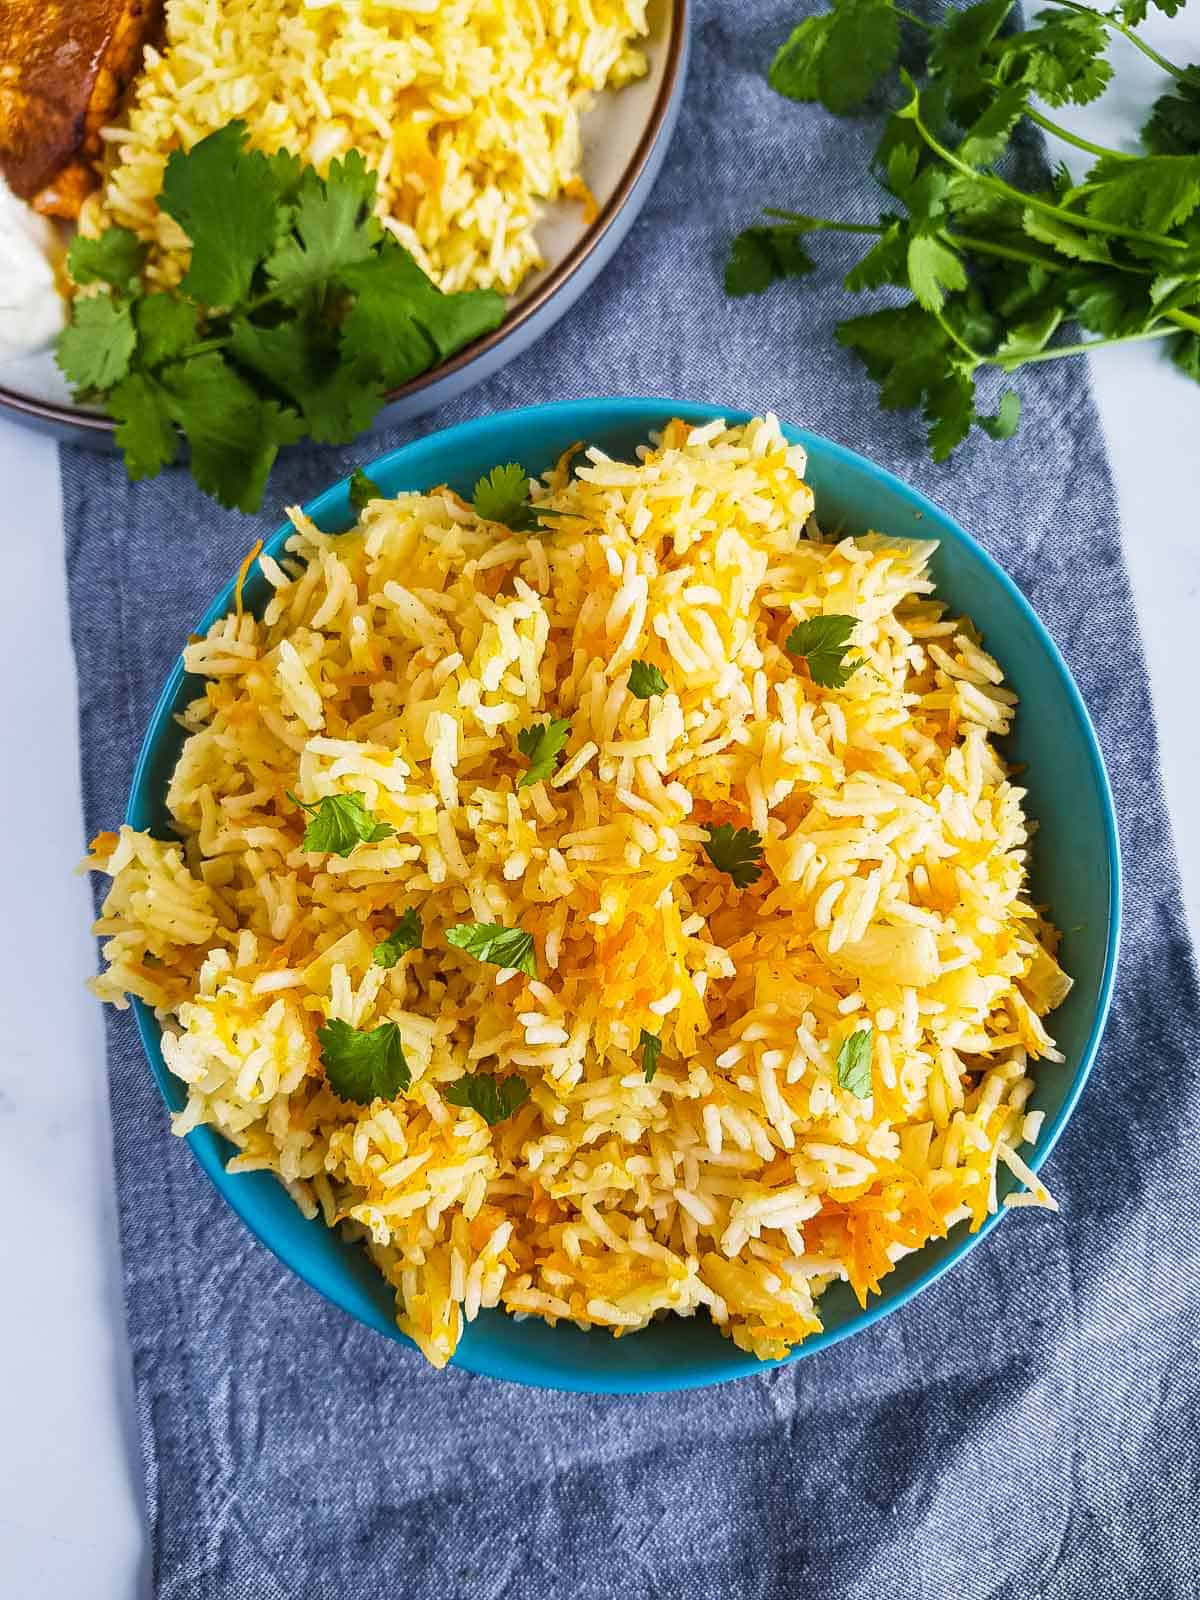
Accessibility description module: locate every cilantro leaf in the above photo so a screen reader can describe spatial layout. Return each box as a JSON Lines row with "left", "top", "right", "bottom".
{"left": 1171, "top": 331, "right": 1200, "bottom": 381}
{"left": 445, "top": 1072, "right": 530, "bottom": 1126}
{"left": 349, "top": 467, "right": 383, "bottom": 512}
{"left": 156, "top": 353, "right": 304, "bottom": 513}
{"left": 288, "top": 789, "right": 396, "bottom": 856}
{"left": 844, "top": 222, "right": 909, "bottom": 292}
{"left": 227, "top": 315, "right": 385, "bottom": 445}
{"left": 134, "top": 294, "right": 198, "bottom": 367}
{"left": 639, "top": 1029, "right": 662, "bottom": 1083}
{"left": 994, "top": 9, "right": 1112, "bottom": 107}
{"left": 516, "top": 717, "right": 571, "bottom": 787}
{"left": 317, "top": 1017, "right": 411, "bottom": 1104}
{"left": 373, "top": 907, "right": 423, "bottom": 968}
{"left": 958, "top": 83, "right": 1030, "bottom": 168}
{"left": 770, "top": 0, "right": 900, "bottom": 114}
{"left": 67, "top": 227, "right": 146, "bottom": 291}
{"left": 55, "top": 296, "right": 136, "bottom": 392}
{"left": 1084, "top": 153, "right": 1200, "bottom": 237}
{"left": 264, "top": 153, "right": 382, "bottom": 301}
{"left": 701, "top": 823, "right": 764, "bottom": 889}
{"left": 928, "top": 0, "right": 1013, "bottom": 104}
{"left": 835, "top": 1025, "right": 873, "bottom": 1098}
{"left": 1143, "top": 74, "right": 1200, "bottom": 157}
{"left": 786, "top": 613, "right": 861, "bottom": 687}
{"left": 340, "top": 245, "right": 504, "bottom": 369}
{"left": 107, "top": 374, "right": 177, "bottom": 479}
{"left": 977, "top": 389, "right": 1022, "bottom": 440}
{"left": 472, "top": 462, "right": 538, "bottom": 529}
{"left": 445, "top": 922, "right": 537, "bottom": 977}
{"left": 725, "top": 226, "right": 815, "bottom": 296}
{"left": 907, "top": 234, "right": 967, "bottom": 312}
{"left": 628, "top": 660, "right": 668, "bottom": 698}
{"left": 159, "top": 122, "right": 285, "bottom": 308}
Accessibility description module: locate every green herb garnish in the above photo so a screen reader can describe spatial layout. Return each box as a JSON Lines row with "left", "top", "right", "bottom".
{"left": 835, "top": 1025, "right": 874, "bottom": 1098}
{"left": 701, "top": 823, "right": 765, "bottom": 889}
{"left": 445, "top": 922, "right": 537, "bottom": 977}
{"left": 318, "top": 1017, "right": 411, "bottom": 1104}
{"left": 639, "top": 1029, "right": 663, "bottom": 1082}
{"left": 445, "top": 1072, "right": 530, "bottom": 1126}
{"left": 516, "top": 717, "right": 571, "bottom": 787}
{"left": 472, "top": 462, "right": 538, "bottom": 529}
{"left": 726, "top": 0, "right": 1200, "bottom": 460}
{"left": 373, "top": 907, "right": 423, "bottom": 968}
{"left": 785, "top": 614, "right": 861, "bottom": 688}
{"left": 627, "top": 660, "right": 668, "bottom": 699}
{"left": 287, "top": 790, "right": 396, "bottom": 857}
{"left": 349, "top": 467, "right": 382, "bottom": 512}
{"left": 54, "top": 121, "right": 504, "bottom": 511}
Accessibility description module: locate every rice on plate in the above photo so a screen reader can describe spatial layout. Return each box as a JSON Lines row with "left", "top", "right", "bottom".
{"left": 81, "top": 0, "right": 649, "bottom": 296}
{"left": 87, "top": 414, "right": 1072, "bottom": 1369}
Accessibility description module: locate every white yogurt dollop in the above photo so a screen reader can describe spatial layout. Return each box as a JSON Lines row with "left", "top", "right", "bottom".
{"left": 0, "top": 178, "right": 67, "bottom": 359}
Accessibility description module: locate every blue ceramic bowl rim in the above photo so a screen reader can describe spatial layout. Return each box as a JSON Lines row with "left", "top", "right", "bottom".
{"left": 127, "top": 397, "right": 1122, "bottom": 1392}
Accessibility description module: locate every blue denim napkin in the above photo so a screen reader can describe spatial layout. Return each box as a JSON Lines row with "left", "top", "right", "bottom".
{"left": 62, "top": 2, "right": 1200, "bottom": 1594}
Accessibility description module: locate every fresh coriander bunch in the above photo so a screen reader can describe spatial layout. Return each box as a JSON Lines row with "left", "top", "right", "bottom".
{"left": 57, "top": 122, "right": 505, "bottom": 511}
{"left": 727, "top": 0, "right": 1200, "bottom": 459}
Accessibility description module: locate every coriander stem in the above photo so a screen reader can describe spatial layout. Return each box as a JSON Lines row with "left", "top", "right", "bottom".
{"left": 1039, "top": 0, "right": 1190, "bottom": 80}
{"left": 995, "top": 324, "right": 1179, "bottom": 368}
{"left": 1166, "top": 307, "right": 1200, "bottom": 335}
{"left": 934, "top": 309, "right": 982, "bottom": 365}
{"left": 762, "top": 209, "right": 886, "bottom": 234}
{"left": 895, "top": 6, "right": 932, "bottom": 29}
{"left": 942, "top": 232, "right": 1060, "bottom": 271}
{"left": 908, "top": 107, "right": 1186, "bottom": 249}
{"left": 1024, "top": 106, "right": 1131, "bottom": 162}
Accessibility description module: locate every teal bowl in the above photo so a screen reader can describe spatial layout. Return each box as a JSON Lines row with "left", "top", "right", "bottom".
{"left": 127, "top": 398, "right": 1121, "bottom": 1393}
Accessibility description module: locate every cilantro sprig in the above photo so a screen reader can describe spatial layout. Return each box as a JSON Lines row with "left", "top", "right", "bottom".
{"left": 56, "top": 122, "right": 505, "bottom": 511}
{"left": 373, "top": 907, "right": 423, "bottom": 968}
{"left": 471, "top": 461, "right": 566, "bottom": 531}
{"left": 287, "top": 790, "right": 395, "bottom": 857}
{"left": 445, "top": 1072, "right": 530, "bottom": 1125}
{"left": 628, "top": 660, "right": 668, "bottom": 699}
{"left": 445, "top": 921, "right": 538, "bottom": 977}
{"left": 726, "top": 0, "right": 1200, "bottom": 460}
{"left": 701, "top": 824, "right": 765, "bottom": 888}
{"left": 318, "top": 1017, "right": 411, "bottom": 1104}
{"left": 516, "top": 718, "right": 572, "bottom": 787}
{"left": 639, "top": 1029, "right": 663, "bottom": 1082}
{"left": 836, "top": 1025, "right": 874, "bottom": 1099}
{"left": 785, "top": 614, "right": 861, "bottom": 687}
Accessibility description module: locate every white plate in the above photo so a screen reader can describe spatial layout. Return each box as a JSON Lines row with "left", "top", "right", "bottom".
{"left": 0, "top": 0, "right": 688, "bottom": 444}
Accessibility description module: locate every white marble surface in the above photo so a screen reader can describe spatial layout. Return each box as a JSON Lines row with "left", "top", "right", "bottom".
{"left": 1, "top": 18, "right": 1199, "bottom": 1591}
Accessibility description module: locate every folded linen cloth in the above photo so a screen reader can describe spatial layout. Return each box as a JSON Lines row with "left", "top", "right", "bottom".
{"left": 62, "top": 2, "right": 1200, "bottom": 1593}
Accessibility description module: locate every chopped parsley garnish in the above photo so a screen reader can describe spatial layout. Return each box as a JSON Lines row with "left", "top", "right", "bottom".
{"left": 445, "top": 922, "right": 537, "bottom": 977}
{"left": 785, "top": 614, "right": 861, "bottom": 688}
{"left": 639, "top": 1029, "right": 663, "bottom": 1082}
{"left": 516, "top": 717, "right": 571, "bottom": 787}
{"left": 701, "top": 823, "right": 764, "bottom": 889}
{"left": 317, "top": 1017, "right": 411, "bottom": 1104}
{"left": 373, "top": 907, "right": 423, "bottom": 968}
{"left": 349, "top": 467, "right": 382, "bottom": 512}
{"left": 287, "top": 790, "right": 396, "bottom": 857}
{"left": 54, "top": 120, "right": 504, "bottom": 510}
{"left": 445, "top": 1072, "right": 530, "bottom": 1126}
{"left": 836, "top": 1025, "right": 874, "bottom": 1099}
{"left": 725, "top": 0, "right": 1200, "bottom": 460}
{"left": 627, "top": 660, "right": 668, "bottom": 699}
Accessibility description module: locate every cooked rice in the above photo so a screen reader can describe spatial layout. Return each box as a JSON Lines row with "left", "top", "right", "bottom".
{"left": 86, "top": 415, "right": 1071, "bottom": 1368}
{"left": 81, "top": 0, "right": 649, "bottom": 294}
